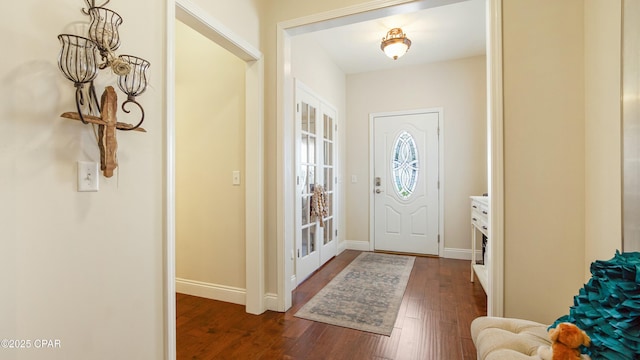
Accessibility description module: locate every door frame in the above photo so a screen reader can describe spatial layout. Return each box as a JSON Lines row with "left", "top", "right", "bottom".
{"left": 277, "top": 0, "right": 503, "bottom": 316}
{"left": 165, "top": 0, "right": 265, "bottom": 358}
{"left": 487, "top": 0, "right": 504, "bottom": 317}
{"left": 369, "top": 109, "right": 444, "bottom": 256}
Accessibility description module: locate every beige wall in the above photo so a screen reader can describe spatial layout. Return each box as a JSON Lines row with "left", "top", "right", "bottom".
{"left": 503, "top": 0, "right": 586, "bottom": 323}
{"left": 346, "top": 56, "right": 487, "bottom": 252}
{"left": 0, "top": 0, "right": 165, "bottom": 358}
{"left": 189, "top": 0, "right": 263, "bottom": 51}
{"left": 175, "top": 21, "right": 246, "bottom": 290}
{"left": 291, "top": 35, "right": 347, "bottom": 252}
{"left": 584, "top": 0, "right": 622, "bottom": 277}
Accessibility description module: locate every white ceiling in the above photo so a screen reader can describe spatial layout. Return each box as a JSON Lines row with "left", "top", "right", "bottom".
{"left": 294, "top": 0, "right": 486, "bottom": 74}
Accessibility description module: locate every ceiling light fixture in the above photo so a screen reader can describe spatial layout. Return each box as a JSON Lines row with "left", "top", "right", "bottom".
{"left": 380, "top": 28, "right": 412, "bottom": 60}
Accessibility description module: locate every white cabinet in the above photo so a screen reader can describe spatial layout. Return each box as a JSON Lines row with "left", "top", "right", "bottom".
{"left": 470, "top": 196, "right": 489, "bottom": 292}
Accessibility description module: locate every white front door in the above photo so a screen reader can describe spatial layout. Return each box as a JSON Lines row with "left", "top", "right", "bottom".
{"left": 373, "top": 111, "right": 440, "bottom": 255}
{"left": 295, "top": 82, "right": 337, "bottom": 284}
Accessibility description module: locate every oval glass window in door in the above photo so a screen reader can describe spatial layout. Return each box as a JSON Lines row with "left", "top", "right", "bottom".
{"left": 391, "top": 131, "right": 419, "bottom": 199}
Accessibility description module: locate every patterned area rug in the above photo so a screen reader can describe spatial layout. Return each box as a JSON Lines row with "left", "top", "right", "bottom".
{"left": 294, "top": 252, "right": 415, "bottom": 336}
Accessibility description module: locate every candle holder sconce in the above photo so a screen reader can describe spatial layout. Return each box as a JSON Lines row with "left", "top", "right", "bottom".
{"left": 57, "top": 0, "right": 150, "bottom": 178}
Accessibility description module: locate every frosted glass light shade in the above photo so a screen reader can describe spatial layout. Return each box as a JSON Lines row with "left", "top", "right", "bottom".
{"left": 381, "top": 28, "right": 412, "bottom": 60}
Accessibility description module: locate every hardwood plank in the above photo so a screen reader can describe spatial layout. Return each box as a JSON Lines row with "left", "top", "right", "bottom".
{"left": 461, "top": 337, "right": 479, "bottom": 360}
{"left": 437, "top": 319, "right": 463, "bottom": 359}
{"left": 176, "top": 250, "right": 487, "bottom": 360}
{"left": 373, "top": 326, "right": 402, "bottom": 359}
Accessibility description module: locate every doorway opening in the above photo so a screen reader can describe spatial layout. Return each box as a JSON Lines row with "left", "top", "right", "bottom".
{"left": 174, "top": 18, "right": 247, "bottom": 305}
{"left": 277, "top": 0, "right": 504, "bottom": 318}
{"left": 165, "top": 0, "right": 265, "bottom": 357}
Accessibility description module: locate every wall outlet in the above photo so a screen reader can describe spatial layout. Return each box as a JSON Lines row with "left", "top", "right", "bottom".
{"left": 77, "top": 161, "right": 99, "bottom": 192}
{"left": 232, "top": 170, "right": 241, "bottom": 185}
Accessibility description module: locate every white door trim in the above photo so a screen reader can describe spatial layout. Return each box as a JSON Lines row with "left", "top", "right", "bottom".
{"left": 165, "top": 5, "right": 177, "bottom": 358}
{"left": 165, "top": 0, "right": 265, "bottom": 358}
{"left": 487, "top": 0, "right": 504, "bottom": 317}
{"left": 368, "top": 109, "right": 444, "bottom": 256}
{"left": 277, "top": 0, "right": 504, "bottom": 317}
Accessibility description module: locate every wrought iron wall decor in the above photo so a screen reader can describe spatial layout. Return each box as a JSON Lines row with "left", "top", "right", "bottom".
{"left": 57, "top": 0, "right": 150, "bottom": 178}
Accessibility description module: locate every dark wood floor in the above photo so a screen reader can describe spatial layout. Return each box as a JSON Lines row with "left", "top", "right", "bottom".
{"left": 176, "top": 250, "right": 487, "bottom": 360}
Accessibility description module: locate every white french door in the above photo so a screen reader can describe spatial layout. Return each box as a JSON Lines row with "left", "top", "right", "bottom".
{"left": 373, "top": 110, "right": 440, "bottom": 255}
{"left": 295, "top": 81, "right": 337, "bottom": 285}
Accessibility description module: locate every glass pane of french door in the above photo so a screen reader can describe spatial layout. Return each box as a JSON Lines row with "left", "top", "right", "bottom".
{"left": 300, "top": 101, "right": 317, "bottom": 258}
{"left": 322, "top": 113, "right": 334, "bottom": 246}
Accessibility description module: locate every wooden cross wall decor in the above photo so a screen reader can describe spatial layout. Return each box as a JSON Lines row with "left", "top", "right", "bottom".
{"left": 60, "top": 86, "right": 146, "bottom": 178}
{"left": 57, "top": 2, "right": 150, "bottom": 179}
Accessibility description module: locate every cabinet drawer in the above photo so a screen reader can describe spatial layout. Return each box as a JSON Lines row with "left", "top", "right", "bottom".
{"left": 471, "top": 209, "right": 483, "bottom": 226}
{"left": 471, "top": 198, "right": 489, "bottom": 236}
{"left": 478, "top": 203, "right": 489, "bottom": 217}
{"left": 478, "top": 218, "right": 489, "bottom": 234}
{"left": 471, "top": 202, "right": 489, "bottom": 220}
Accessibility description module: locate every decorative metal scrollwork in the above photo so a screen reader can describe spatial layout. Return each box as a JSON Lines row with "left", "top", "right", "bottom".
{"left": 391, "top": 131, "right": 419, "bottom": 200}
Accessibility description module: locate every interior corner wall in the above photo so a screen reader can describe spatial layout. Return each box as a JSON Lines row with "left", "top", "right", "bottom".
{"left": 345, "top": 56, "right": 487, "bottom": 253}
{"left": 584, "top": 0, "right": 622, "bottom": 278}
{"left": 290, "top": 35, "right": 347, "bottom": 252}
{"left": 175, "top": 20, "right": 247, "bottom": 292}
{"left": 0, "top": 0, "right": 165, "bottom": 358}
{"left": 502, "top": 0, "right": 586, "bottom": 324}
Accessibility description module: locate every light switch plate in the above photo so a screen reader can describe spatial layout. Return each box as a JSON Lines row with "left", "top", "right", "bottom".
{"left": 77, "top": 161, "right": 99, "bottom": 192}
{"left": 232, "top": 170, "right": 241, "bottom": 185}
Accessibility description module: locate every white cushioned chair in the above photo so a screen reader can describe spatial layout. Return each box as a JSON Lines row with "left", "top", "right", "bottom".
{"left": 471, "top": 316, "right": 551, "bottom": 360}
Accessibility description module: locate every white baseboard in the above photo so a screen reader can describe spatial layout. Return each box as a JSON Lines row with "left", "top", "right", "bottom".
{"left": 337, "top": 239, "right": 348, "bottom": 254}
{"left": 343, "top": 240, "right": 480, "bottom": 260}
{"left": 176, "top": 278, "right": 245, "bottom": 305}
{"left": 345, "top": 239, "right": 371, "bottom": 251}
{"left": 443, "top": 247, "right": 482, "bottom": 260}
{"left": 176, "top": 279, "right": 283, "bottom": 313}
{"left": 264, "top": 292, "right": 279, "bottom": 312}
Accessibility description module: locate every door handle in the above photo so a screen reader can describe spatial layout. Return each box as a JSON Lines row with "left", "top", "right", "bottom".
{"left": 375, "top": 189, "right": 383, "bottom": 194}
